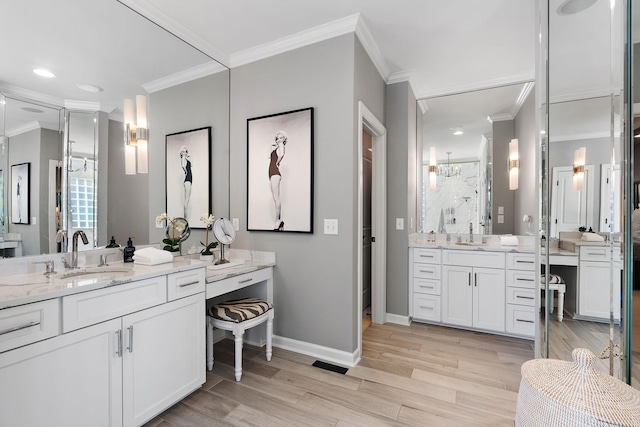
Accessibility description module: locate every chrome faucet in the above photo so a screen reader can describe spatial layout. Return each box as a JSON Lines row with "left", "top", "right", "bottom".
{"left": 71, "top": 230, "right": 89, "bottom": 268}
{"left": 469, "top": 222, "right": 473, "bottom": 243}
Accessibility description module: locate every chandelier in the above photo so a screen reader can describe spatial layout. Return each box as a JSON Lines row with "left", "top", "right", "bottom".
{"left": 437, "top": 152, "right": 461, "bottom": 178}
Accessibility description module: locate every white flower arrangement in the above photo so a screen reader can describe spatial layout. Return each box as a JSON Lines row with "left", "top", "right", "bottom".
{"left": 200, "top": 213, "right": 218, "bottom": 255}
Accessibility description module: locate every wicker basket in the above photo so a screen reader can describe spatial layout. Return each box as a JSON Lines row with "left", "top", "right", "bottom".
{"left": 516, "top": 348, "right": 640, "bottom": 426}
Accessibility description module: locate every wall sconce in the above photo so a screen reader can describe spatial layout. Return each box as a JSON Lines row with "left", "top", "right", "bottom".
{"left": 573, "top": 147, "right": 586, "bottom": 191}
{"left": 123, "top": 95, "right": 149, "bottom": 175}
{"left": 429, "top": 146, "right": 437, "bottom": 191}
{"left": 508, "top": 138, "right": 519, "bottom": 190}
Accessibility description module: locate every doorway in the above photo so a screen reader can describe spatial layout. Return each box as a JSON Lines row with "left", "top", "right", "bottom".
{"left": 362, "top": 129, "right": 373, "bottom": 332}
{"left": 357, "top": 102, "right": 386, "bottom": 362}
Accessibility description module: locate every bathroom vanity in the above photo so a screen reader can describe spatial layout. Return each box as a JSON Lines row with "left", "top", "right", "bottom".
{"left": 0, "top": 249, "right": 275, "bottom": 427}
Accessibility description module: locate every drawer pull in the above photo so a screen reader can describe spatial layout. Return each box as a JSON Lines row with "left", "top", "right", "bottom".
{"left": 588, "top": 252, "right": 604, "bottom": 256}
{"left": 0, "top": 321, "right": 40, "bottom": 336}
{"left": 419, "top": 306, "right": 434, "bottom": 310}
{"left": 517, "top": 278, "right": 534, "bottom": 282}
{"left": 516, "top": 319, "right": 534, "bottom": 323}
{"left": 178, "top": 280, "right": 200, "bottom": 288}
{"left": 419, "top": 254, "right": 435, "bottom": 258}
{"left": 239, "top": 278, "right": 253, "bottom": 284}
{"left": 468, "top": 272, "right": 471, "bottom": 286}
{"left": 516, "top": 296, "right": 535, "bottom": 300}
{"left": 419, "top": 269, "right": 434, "bottom": 274}
{"left": 516, "top": 260, "right": 534, "bottom": 264}
{"left": 420, "top": 285, "right": 434, "bottom": 289}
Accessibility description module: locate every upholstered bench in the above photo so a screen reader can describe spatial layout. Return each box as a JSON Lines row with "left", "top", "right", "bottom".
{"left": 206, "top": 297, "right": 273, "bottom": 381}
{"left": 540, "top": 274, "right": 565, "bottom": 322}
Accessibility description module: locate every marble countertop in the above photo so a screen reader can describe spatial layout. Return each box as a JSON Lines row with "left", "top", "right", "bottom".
{"left": 409, "top": 233, "right": 535, "bottom": 253}
{"left": 205, "top": 251, "right": 276, "bottom": 283}
{"left": 0, "top": 257, "right": 207, "bottom": 310}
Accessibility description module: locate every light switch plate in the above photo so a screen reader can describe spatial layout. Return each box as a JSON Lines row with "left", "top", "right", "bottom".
{"left": 498, "top": 215, "right": 504, "bottom": 224}
{"left": 396, "top": 218, "right": 404, "bottom": 230}
{"left": 232, "top": 218, "right": 239, "bottom": 230}
{"left": 498, "top": 206, "right": 504, "bottom": 214}
{"left": 324, "top": 219, "right": 338, "bottom": 235}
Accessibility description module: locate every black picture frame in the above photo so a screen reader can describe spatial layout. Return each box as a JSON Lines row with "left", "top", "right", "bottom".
{"left": 247, "top": 107, "right": 314, "bottom": 233}
{"left": 11, "top": 163, "right": 30, "bottom": 225}
{"left": 165, "top": 127, "right": 212, "bottom": 228}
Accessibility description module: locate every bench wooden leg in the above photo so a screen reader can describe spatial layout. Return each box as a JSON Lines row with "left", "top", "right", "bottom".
{"left": 233, "top": 331, "right": 244, "bottom": 381}
{"left": 206, "top": 317, "right": 214, "bottom": 371}
{"left": 266, "top": 313, "right": 273, "bottom": 362}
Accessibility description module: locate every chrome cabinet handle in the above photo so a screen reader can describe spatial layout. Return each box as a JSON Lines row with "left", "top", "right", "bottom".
{"left": 420, "top": 285, "right": 434, "bottom": 289}
{"left": 516, "top": 296, "right": 534, "bottom": 300}
{"left": 239, "top": 278, "right": 253, "bottom": 284}
{"left": 468, "top": 272, "right": 471, "bottom": 286}
{"left": 419, "top": 306, "right": 434, "bottom": 310}
{"left": 116, "top": 329, "right": 123, "bottom": 357}
{"left": 517, "top": 278, "right": 534, "bottom": 282}
{"left": 127, "top": 325, "right": 134, "bottom": 353}
{"left": 178, "top": 280, "right": 199, "bottom": 288}
{"left": 0, "top": 321, "right": 40, "bottom": 336}
{"left": 516, "top": 319, "right": 534, "bottom": 323}
{"left": 419, "top": 269, "right": 434, "bottom": 274}
{"left": 474, "top": 273, "right": 477, "bottom": 287}
{"left": 419, "top": 254, "right": 435, "bottom": 258}
{"left": 516, "top": 260, "right": 534, "bottom": 264}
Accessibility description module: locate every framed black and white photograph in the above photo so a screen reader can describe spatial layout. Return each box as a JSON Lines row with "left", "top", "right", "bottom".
{"left": 165, "top": 127, "right": 211, "bottom": 228}
{"left": 11, "top": 163, "right": 30, "bottom": 225}
{"left": 247, "top": 107, "right": 314, "bottom": 233}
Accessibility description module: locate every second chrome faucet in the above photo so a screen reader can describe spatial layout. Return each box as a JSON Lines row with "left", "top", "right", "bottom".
{"left": 71, "top": 230, "right": 89, "bottom": 268}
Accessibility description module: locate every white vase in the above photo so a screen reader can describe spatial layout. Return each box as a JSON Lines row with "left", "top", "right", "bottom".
{"left": 199, "top": 254, "right": 214, "bottom": 263}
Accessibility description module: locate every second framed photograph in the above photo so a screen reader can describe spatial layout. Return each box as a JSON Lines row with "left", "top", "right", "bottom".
{"left": 11, "top": 163, "right": 30, "bottom": 225}
{"left": 165, "top": 127, "right": 211, "bottom": 227}
{"left": 247, "top": 107, "right": 314, "bottom": 233}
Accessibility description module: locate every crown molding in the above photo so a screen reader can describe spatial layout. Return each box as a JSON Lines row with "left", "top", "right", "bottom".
{"left": 549, "top": 88, "right": 615, "bottom": 104}
{"left": 117, "top": 0, "right": 230, "bottom": 67}
{"left": 64, "top": 100, "right": 101, "bottom": 111}
{"left": 417, "top": 99, "right": 428, "bottom": 115}
{"left": 511, "top": 81, "right": 535, "bottom": 117}
{"left": 4, "top": 120, "right": 61, "bottom": 137}
{"left": 490, "top": 113, "right": 515, "bottom": 122}
{"left": 230, "top": 13, "right": 360, "bottom": 68}
{"left": 143, "top": 61, "right": 227, "bottom": 93}
{"left": 387, "top": 70, "right": 412, "bottom": 85}
{"left": 353, "top": 15, "right": 391, "bottom": 82}
{"left": 0, "top": 82, "right": 63, "bottom": 108}
{"left": 416, "top": 74, "right": 534, "bottom": 99}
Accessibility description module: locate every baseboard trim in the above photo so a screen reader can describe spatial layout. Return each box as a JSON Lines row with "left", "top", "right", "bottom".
{"left": 385, "top": 313, "right": 411, "bottom": 326}
{"left": 273, "top": 335, "right": 358, "bottom": 368}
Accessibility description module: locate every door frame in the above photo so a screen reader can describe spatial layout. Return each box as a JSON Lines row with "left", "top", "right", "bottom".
{"left": 357, "top": 102, "right": 386, "bottom": 359}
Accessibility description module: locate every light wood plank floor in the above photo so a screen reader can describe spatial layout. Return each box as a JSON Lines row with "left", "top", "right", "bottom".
{"left": 143, "top": 322, "right": 534, "bottom": 426}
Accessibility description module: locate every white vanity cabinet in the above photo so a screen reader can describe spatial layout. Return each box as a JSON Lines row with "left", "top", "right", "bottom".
{"left": 577, "top": 246, "right": 620, "bottom": 321}
{"left": 410, "top": 248, "right": 442, "bottom": 322}
{"left": 441, "top": 250, "right": 506, "bottom": 332}
{"left": 0, "top": 267, "right": 206, "bottom": 427}
{"left": 505, "top": 253, "right": 536, "bottom": 337}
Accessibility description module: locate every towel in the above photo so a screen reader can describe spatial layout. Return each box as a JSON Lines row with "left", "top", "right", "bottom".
{"left": 540, "top": 274, "right": 564, "bottom": 284}
{"left": 437, "top": 208, "right": 446, "bottom": 234}
{"left": 500, "top": 235, "right": 519, "bottom": 246}
{"left": 133, "top": 247, "right": 174, "bottom": 265}
{"left": 581, "top": 233, "right": 604, "bottom": 242}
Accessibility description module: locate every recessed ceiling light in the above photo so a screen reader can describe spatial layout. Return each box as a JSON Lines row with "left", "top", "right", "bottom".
{"left": 22, "top": 107, "right": 44, "bottom": 114}
{"left": 558, "top": 0, "right": 598, "bottom": 15}
{"left": 450, "top": 126, "right": 464, "bottom": 136}
{"left": 33, "top": 68, "right": 55, "bottom": 78}
{"left": 77, "top": 83, "right": 104, "bottom": 93}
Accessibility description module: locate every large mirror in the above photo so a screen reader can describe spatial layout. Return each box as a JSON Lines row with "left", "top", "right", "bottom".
{"left": 0, "top": 0, "right": 230, "bottom": 258}
{"left": 540, "top": 0, "right": 631, "bottom": 385}
{"left": 418, "top": 82, "right": 536, "bottom": 236}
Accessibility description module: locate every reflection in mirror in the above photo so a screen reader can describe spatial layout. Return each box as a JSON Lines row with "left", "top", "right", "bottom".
{"left": 0, "top": 0, "right": 230, "bottom": 259}
{"left": 418, "top": 82, "right": 535, "bottom": 236}
{"left": 541, "top": 0, "right": 628, "bottom": 384}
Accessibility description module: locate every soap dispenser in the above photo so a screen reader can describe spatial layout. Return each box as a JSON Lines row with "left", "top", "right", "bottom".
{"left": 106, "top": 236, "right": 120, "bottom": 248}
{"left": 123, "top": 237, "right": 135, "bottom": 263}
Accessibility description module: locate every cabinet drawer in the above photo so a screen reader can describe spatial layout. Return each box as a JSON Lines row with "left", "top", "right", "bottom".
{"left": 167, "top": 268, "right": 205, "bottom": 301}
{"left": 506, "top": 305, "right": 535, "bottom": 337}
{"left": 579, "top": 246, "right": 609, "bottom": 262}
{"left": 62, "top": 276, "right": 167, "bottom": 332}
{"left": 413, "top": 248, "right": 441, "bottom": 264}
{"left": 506, "top": 253, "right": 535, "bottom": 271}
{"left": 507, "top": 287, "right": 536, "bottom": 306}
{"left": 412, "top": 294, "right": 441, "bottom": 322}
{"left": 206, "top": 267, "right": 272, "bottom": 300}
{"left": 413, "top": 263, "right": 441, "bottom": 280}
{"left": 507, "top": 270, "right": 536, "bottom": 289}
{"left": 413, "top": 278, "right": 440, "bottom": 295}
{"left": 442, "top": 250, "right": 505, "bottom": 269}
{"left": 0, "top": 299, "right": 59, "bottom": 353}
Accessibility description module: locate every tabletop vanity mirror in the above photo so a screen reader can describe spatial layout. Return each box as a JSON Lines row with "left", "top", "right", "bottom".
{"left": 0, "top": 0, "right": 230, "bottom": 260}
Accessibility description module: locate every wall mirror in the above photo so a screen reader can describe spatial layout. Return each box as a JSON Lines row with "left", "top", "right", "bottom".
{"left": 539, "top": 0, "right": 633, "bottom": 386}
{"left": 0, "top": 0, "right": 230, "bottom": 259}
{"left": 418, "top": 82, "right": 535, "bottom": 236}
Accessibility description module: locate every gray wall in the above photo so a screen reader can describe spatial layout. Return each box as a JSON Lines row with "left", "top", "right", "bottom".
{"left": 39, "top": 128, "right": 60, "bottom": 253}
{"left": 514, "top": 91, "right": 537, "bottom": 235}
{"left": 385, "top": 81, "right": 417, "bottom": 317}
{"left": 492, "top": 120, "right": 516, "bottom": 234}
{"left": 230, "top": 34, "right": 384, "bottom": 352}
{"left": 147, "top": 71, "right": 230, "bottom": 249}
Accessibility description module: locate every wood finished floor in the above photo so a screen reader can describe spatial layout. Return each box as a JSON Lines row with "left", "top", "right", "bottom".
{"left": 143, "top": 322, "right": 534, "bottom": 426}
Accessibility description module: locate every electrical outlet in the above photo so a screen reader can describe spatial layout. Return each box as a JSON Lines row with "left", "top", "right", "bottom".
{"left": 324, "top": 219, "right": 338, "bottom": 235}
{"left": 156, "top": 221, "right": 164, "bottom": 229}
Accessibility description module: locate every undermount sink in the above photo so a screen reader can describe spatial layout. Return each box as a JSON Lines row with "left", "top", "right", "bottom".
{"left": 57, "top": 266, "right": 132, "bottom": 280}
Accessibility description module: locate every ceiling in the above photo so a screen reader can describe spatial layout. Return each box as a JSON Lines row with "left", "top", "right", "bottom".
{"left": 0, "top": 0, "right": 630, "bottom": 153}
